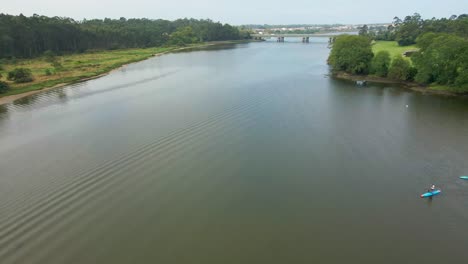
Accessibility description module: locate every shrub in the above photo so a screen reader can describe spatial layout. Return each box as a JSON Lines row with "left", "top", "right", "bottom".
{"left": 44, "top": 69, "right": 53, "bottom": 76}
{"left": 0, "top": 81, "right": 10, "bottom": 93}
{"left": 43, "top": 50, "right": 56, "bottom": 62}
{"left": 408, "top": 66, "right": 418, "bottom": 81}
{"left": 455, "top": 67, "right": 468, "bottom": 89}
{"left": 44, "top": 50, "right": 63, "bottom": 69}
{"left": 7, "top": 68, "right": 34, "bottom": 83}
{"left": 370, "top": 51, "right": 391, "bottom": 77}
{"left": 388, "top": 56, "right": 412, "bottom": 81}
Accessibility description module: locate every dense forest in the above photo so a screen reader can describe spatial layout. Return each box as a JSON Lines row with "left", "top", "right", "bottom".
{"left": 361, "top": 13, "right": 468, "bottom": 46}
{"left": 0, "top": 14, "right": 249, "bottom": 59}
{"left": 329, "top": 14, "right": 468, "bottom": 92}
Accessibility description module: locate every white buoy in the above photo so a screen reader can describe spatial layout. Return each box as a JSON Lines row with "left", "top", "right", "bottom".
{"left": 406, "top": 105, "right": 408, "bottom": 108}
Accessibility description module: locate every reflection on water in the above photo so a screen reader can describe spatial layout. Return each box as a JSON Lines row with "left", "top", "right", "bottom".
{"left": 12, "top": 94, "right": 41, "bottom": 106}
{"left": 0, "top": 104, "right": 7, "bottom": 114}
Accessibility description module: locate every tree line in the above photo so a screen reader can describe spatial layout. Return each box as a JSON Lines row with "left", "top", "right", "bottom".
{"left": 329, "top": 14, "right": 468, "bottom": 92}
{"left": 0, "top": 14, "right": 250, "bottom": 59}
{"left": 361, "top": 13, "right": 468, "bottom": 46}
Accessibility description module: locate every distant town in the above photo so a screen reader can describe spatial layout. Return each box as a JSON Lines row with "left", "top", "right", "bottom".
{"left": 243, "top": 23, "right": 391, "bottom": 34}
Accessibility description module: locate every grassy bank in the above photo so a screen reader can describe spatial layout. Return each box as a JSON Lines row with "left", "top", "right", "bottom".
{"left": 0, "top": 40, "right": 250, "bottom": 101}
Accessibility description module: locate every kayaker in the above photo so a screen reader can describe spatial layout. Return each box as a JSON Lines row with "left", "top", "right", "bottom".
{"left": 428, "top": 184, "right": 436, "bottom": 192}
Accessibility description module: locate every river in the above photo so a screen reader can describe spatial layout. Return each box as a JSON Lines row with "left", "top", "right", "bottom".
{"left": 1, "top": 39, "right": 468, "bottom": 263}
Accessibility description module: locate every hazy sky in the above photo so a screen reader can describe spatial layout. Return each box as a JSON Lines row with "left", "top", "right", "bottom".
{"left": 2, "top": 0, "right": 467, "bottom": 25}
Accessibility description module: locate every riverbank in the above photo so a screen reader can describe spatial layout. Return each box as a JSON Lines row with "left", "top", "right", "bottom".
{"left": 333, "top": 72, "right": 468, "bottom": 97}
{"left": 0, "top": 40, "right": 253, "bottom": 105}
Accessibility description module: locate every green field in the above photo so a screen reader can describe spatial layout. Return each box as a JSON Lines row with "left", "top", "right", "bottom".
{"left": 372, "top": 41, "right": 418, "bottom": 60}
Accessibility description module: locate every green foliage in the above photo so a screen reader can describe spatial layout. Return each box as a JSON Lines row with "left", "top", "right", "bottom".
{"left": 413, "top": 33, "right": 468, "bottom": 88}
{"left": 370, "top": 51, "right": 391, "bottom": 77}
{"left": 358, "top": 25, "right": 369, "bottom": 36}
{"left": 388, "top": 55, "right": 413, "bottom": 81}
{"left": 334, "top": 14, "right": 468, "bottom": 92}
{"left": 395, "top": 13, "right": 423, "bottom": 46}
{"left": 168, "top": 27, "right": 198, "bottom": 46}
{"left": 0, "top": 81, "right": 10, "bottom": 93}
{"left": 0, "top": 14, "right": 243, "bottom": 59}
{"left": 43, "top": 50, "right": 63, "bottom": 69}
{"left": 454, "top": 70, "right": 468, "bottom": 91}
{"left": 375, "top": 25, "right": 396, "bottom": 41}
{"left": 376, "top": 14, "right": 468, "bottom": 46}
{"left": 0, "top": 59, "right": 6, "bottom": 77}
{"left": 328, "top": 35, "right": 374, "bottom": 74}
{"left": 7, "top": 68, "right": 34, "bottom": 83}
{"left": 44, "top": 68, "right": 54, "bottom": 76}
{"left": 43, "top": 50, "right": 56, "bottom": 62}
{"left": 414, "top": 32, "right": 438, "bottom": 51}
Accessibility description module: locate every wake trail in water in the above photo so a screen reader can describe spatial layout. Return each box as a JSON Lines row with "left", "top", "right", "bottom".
{"left": 0, "top": 85, "right": 282, "bottom": 263}
{"left": 6, "top": 70, "right": 181, "bottom": 113}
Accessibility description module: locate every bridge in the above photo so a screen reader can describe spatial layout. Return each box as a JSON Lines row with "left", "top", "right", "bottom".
{"left": 251, "top": 33, "right": 340, "bottom": 42}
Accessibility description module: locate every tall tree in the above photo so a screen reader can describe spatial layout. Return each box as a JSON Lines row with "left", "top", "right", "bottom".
{"left": 359, "top": 25, "right": 369, "bottom": 36}
{"left": 328, "top": 35, "right": 374, "bottom": 74}
{"left": 395, "top": 13, "right": 423, "bottom": 46}
{"left": 371, "top": 51, "right": 391, "bottom": 77}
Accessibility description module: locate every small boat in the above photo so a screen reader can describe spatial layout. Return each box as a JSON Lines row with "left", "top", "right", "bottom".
{"left": 356, "top": 80, "right": 367, "bottom": 86}
{"left": 420, "top": 189, "right": 441, "bottom": 198}
{"left": 460, "top": 176, "right": 468, "bottom": 180}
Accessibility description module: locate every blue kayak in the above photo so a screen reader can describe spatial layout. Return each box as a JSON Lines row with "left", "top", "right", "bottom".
{"left": 460, "top": 176, "right": 468, "bottom": 180}
{"left": 420, "top": 190, "right": 441, "bottom": 198}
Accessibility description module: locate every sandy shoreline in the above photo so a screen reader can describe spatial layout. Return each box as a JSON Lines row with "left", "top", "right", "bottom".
{"left": 0, "top": 41, "right": 250, "bottom": 106}
{"left": 0, "top": 72, "right": 114, "bottom": 105}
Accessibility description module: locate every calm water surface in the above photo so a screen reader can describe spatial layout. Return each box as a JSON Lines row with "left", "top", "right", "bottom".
{"left": 1, "top": 39, "right": 468, "bottom": 263}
